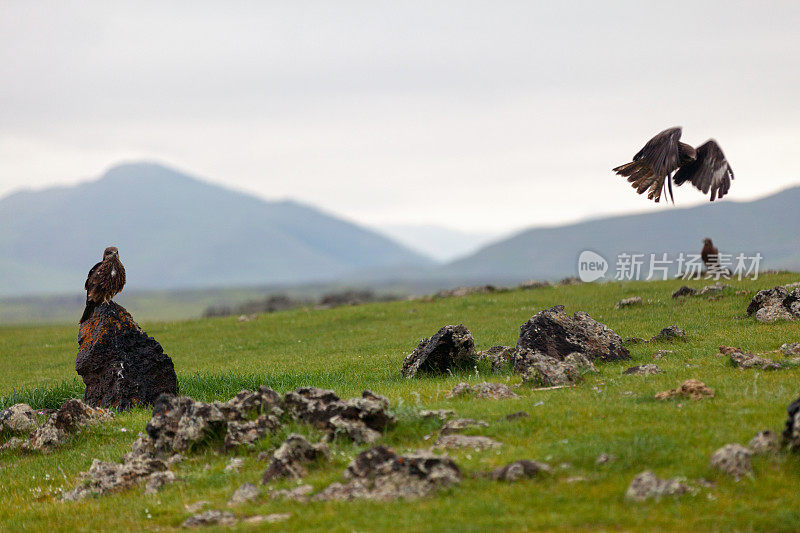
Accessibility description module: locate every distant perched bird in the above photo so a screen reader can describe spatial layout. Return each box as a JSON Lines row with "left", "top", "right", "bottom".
{"left": 701, "top": 238, "right": 719, "bottom": 269}
{"left": 80, "top": 246, "right": 126, "bottom": 323}
{"left": 613, "top": 127, "right": 734, "bottom": 203}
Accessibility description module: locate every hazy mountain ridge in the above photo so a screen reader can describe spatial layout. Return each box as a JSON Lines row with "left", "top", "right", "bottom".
{"left": 0, "top": 162, "right": 431, "bottom": 296}
{"left": 444, "top": 185, "right": 800, "bottom": 281}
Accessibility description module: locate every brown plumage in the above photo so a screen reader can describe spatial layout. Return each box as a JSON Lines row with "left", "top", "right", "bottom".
{"left": 701, "top": 238, "right": 719, "bottom": 268}
{"left": 613, "top": 127, "right": 734, "bottom": 203}
{"left": 80, "top": 246, "right": 126, "bottom": 323}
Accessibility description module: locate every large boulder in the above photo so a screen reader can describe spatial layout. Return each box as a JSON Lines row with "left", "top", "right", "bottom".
{"left": 76, "top": 302, "right": 178, "bottom": 409}
{"left": 747, "top": 286, "right": 800, "bottom": 322}
{"left": 401, "top": 325, "right": 476, "bottom": 377}
{"left": 515, "top": 306, "right": 629, "bottom": 362}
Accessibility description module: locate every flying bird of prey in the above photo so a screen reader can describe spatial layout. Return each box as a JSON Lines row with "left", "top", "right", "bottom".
{"left": 80, "top": 246, "right": 126, "bottom": 323}
{"left": 613, "top": 127, "right": 734, "bottom": 203}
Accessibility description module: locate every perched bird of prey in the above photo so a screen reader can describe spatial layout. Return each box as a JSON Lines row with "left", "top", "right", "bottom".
{"left": 613, "top": 127, "right": 734, "bottom": 203}
{"left": 701, "top": 238, "right": 719, "bottom": 269}
{"left": 80, "top": 246, "right": 126, "bottom": 323}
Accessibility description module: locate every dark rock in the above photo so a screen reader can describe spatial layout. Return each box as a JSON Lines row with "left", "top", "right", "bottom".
{"left": 516, "top": 306, "right": 629, "bottom": 362}
{"left": 710, "top": 444, "right": 752, "bottom": 480}
{"left": 747, "top": 286, "right": 790, "bottom": 315}
{"left": 727, "top": 349, "right": 782, "bottom": 370}
{"left": 283, "top": 388, "right": 395, "bottom": 442}
{"left": 401, "top": 325, "right": 476, "bottom": 377}
{"left": 649, "top": 325, "right": 687, "bottom": 342}
{"left": 0, "top": 403, "right": 37, "bottom": 435}
{"left": 672, "top": 286, "right": 697, "bottom": 298}
{"left": 504, "top": 411, "right": 530, "bottom": 421}
{"left": 446, "top": 382, "right": 518, "bottom": 400}
{"left": 146, "top": 395, "right": 228, "bottom": 453}
{"left": 782, "top": 395, "right": 800, "bottom": 451}
{"left": 622, "top": 364, "right": 662, "bottom": 375}
{"left": 624, "top": 337, "right": 647, "bottom": 345}
{"left": 76, "top": 302, "right": 178, "bottom": 409}
{"left": 625, "top": 471, "right": 691, "bottom": 501}
{"left": 261, "top": 434, "right": 328, "bottom": 483}
{"left": 314, "top": 445, "right": 460, "bottom": 501}
{"left": 489, "top": 460, "right": 551, "bottom": 481}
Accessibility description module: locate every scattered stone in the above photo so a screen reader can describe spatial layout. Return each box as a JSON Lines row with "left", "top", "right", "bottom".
{"left": 747, "top": 286, "right": 800, "bottom": 322}
{"left": 242, "top": 513, "right": 291, "bottom": 525}
{"left": 314, "top": 446, "right": 460, "bottom": 501}
{"left": 76, "top": 302, "right": 179, "bottom": 409}
{"left": 224, "top": 457, "right": 243, "bottom": 473}
{"left": 519, "top": 280, "right": 551, "bottom": 290}
{"left": 649, "top": 325, "right": 687, "bottom": 343}
{"left": 182, "top": 510, "right": 237, "bottom": 528}
{"left": 780, "top": 343, "right": 800, "bottom": 356}
{"left": 446, "top": 382, "right": 518, "bottom": 400}
{"left": 624, "top": 337, "right": 647, "bottom": 345}
{"left": 672, "top": 286, "right": 697, "bottom": 298}
{"left": 596, "top": 453, "right": 616, "bottom": 465}
{"left": 725, "top": 348, "right": 782, "bottom": 370}
{"left": 516, "top": 306, "right": 630, "bottom": 362}
{"left": 489, "top": 460, "right": 551, "bottom": 481}
{"left": 0, "top": 403, "right": 37, "bottom": 435}
{"left": 505, "top": 411, "right": 530, "bottom": 421}
{"left": 440, "top": 418, "right": 489, "bottom": 435}
{"left": 710, "top": 444, "right": 752, "bottom": 480}
{"left": 261, "top": 434, "right": 328, "bottom": 483}
{"left": 515, "top": 351, "right": 583, "bottom": 387}
{"left": 271, "top": 484, "right": 313, "bottom": 502}
{"left": 228, "top": 482, "right": 260, "bottom": 506}
{"left": 27, "top": 399, "right": 114, "bottom": 452}
{"left": 749, "top": 430, "right": 779, "bottom": 455}
{"left": 0, "top": 437, "right": 24, "bottom": 451}
{"left": 284, "top": 388, "right": 395, "bottom": 442}
{"left": 144, "top": 471, "right": 176, "bottom": 494}
{"left": 625, "top": 470, "right": 691, "bottom": 501}
{"left": 652, "top": 350, "right": 674, "bottom": 359}
{"left": 615, "top": 296, "right": 642, "bottom": 309}
{"left": 419, "top": 409, "right": 456, "bottom": 421}
{"left": 62, "top": 454, "right": 170, "bottom": 501}
{"left": 401, "top": 324, "right": 476, "bottom": 377}
{"left": 622, "top": 364, "right": 662, "bottom": 375}
{"left": 655, "top": 379, "right": 714, "bottom": 401}
{"left": 146, "top": 395, "right": 228, "bottom": 453}
{"left": 185, "top": 501, "right": 209, "bottom": 513}
{"left": 782, "top": 395, "right": 800, "bottom": 451}
{"left": 699, "top": 282, "right": 729, "bottom": 295}
{"left": 434, "top": 434, "right": 502, "bottom": 450}
{"left": 476, "top": 345, "right": 516, "bottom": 372}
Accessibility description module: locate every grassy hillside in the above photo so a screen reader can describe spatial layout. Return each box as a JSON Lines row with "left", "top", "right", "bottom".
{"left": 2, "top": 273, "right": 800, "bottom": 531}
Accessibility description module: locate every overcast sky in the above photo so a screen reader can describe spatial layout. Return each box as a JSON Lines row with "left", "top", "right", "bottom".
{"left": 2, "top": 1, "right": 799, "bottom": 233}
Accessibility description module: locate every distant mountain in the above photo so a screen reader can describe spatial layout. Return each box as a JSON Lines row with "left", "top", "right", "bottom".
{"left": 445, "top": 186, "right": 800, "bottom": 281}
{"left": 375, "top": 224, "right": 502, "bottom": 262}
{"left": 0, "top": 162, "right": 432, "bottom": 296}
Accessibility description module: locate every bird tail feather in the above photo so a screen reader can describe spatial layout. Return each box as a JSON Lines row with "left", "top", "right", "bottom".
{"left": 80, "top": 300, "right": 96, "bottom": 323}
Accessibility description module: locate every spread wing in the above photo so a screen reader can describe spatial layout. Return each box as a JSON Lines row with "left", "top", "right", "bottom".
{"left": 613, "top": 127, "right": 683, "bottom": 203}
{"left": 673, "top": 139, "right": 734, "bottom": 201}
{"left": 85, "top": 261, "right": 102, "bottom": 291}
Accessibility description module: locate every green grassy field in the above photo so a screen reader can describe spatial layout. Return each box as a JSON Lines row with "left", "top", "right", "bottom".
{"left": 2, "top": 273, "right": 800, "bottom": 532}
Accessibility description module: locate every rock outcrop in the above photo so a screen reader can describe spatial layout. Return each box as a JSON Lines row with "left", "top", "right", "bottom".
{"left": 314, "top": 446, "right": 460, "bottom": 501}
{"left": 76, "top": 302, "right": 178, "bottom": 409}
{"left": 401, "top": 325, "right": 476, "bottom": 377}
{"left": 747, "top": 286, "right": 800, "bottom": 323}
{"left": 446, "top": 382, "right": 518, "bottom": 400}
{"left": 261, "top": 434, "right": 328, "bottom": 483}
{"left": 710, "top": 444, "right": 752, "bottom": 480}
{"left": 516, "top": 306, "right": 629, "bottom": 362}
{"left": 625, "top": 471, "right": 691, "bottom": 501}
